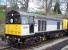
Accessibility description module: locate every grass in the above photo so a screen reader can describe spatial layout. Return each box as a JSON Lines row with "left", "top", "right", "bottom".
{"left": 0, "top": 7, "right": 5, "bottom": 35}
{"left": 0, "top": 24, "right": 4, "bottom": 35}
{"left": 0, "top": 8, "right": 5, "bottom": 20}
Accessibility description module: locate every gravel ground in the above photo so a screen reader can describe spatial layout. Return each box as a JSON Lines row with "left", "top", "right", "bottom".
{"left": 45, "top": 39, "right": 68, "bottom": 50}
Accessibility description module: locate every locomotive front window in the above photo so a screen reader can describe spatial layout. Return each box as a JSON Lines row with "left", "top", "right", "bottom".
{"left": 6, "top": 10, "right": 21, "bottom": 24}
{"left": 29, "top": 16, "right": 34, "bottom": 24}
{"left": 21, "top": 16, "right": 34, "bottom": 24}
{"left": 6, "top": 16, "right": 21, "bottom": 24}
{"left": 21, "top": 17, "right": 28, "bottom": 24}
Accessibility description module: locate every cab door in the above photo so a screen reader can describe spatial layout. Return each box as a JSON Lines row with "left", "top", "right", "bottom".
{"left": 29, "top": 16, "right": 34, "bottom": 33}
{"left": 29, "top": 24, "right": 34, "bottom": 33}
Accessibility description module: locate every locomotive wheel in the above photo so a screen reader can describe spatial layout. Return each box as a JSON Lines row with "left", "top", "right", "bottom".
{"left": 36, "top": 36, "right": 41, "bottom": 43}
{"left": 59, "top": 33, "right": 64, "bottom": 37}
{"left": 9, "top": 41, "right": 16, "bottom": 47}
{"left": 42, "top": 36, "right": 46, "bottom": 41}
{"left": 18, "top": 42, "right": 23, "bottom": 49}
{"left": 7, "top": 38, "right": 16, "bottom": 47}
{"left": 24, "top": 38, "right": 34, "bottom": 47}
{"left": 55, "top": 33, "right": 59, "bottom": 38}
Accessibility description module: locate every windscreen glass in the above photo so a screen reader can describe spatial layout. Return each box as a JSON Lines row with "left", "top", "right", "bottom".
{"left": 21, "top": 16, "right": 28, "bottom": 24}
{"left": 6, "top": 10, "right": 21, "bottom": 24}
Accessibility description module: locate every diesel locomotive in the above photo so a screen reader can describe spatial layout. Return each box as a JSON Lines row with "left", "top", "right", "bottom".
{"left": 5, "top": 10, "right": 68, "bottom": 48}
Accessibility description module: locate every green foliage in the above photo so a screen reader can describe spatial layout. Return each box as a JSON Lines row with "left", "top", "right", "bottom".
{"left": 0, "top": 6, "right": 5, "bottom": 35}
{"left": 54, "top": 2, "right": 61, "bottom": 14}
{"left": 0, "top": 7, "right": 5, "bottom": 20}
{"left": 34, "top": 11, "right": 46, "bottom": 15}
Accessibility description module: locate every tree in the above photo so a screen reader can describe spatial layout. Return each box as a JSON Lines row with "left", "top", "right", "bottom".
{"left": 6, "top": 0, "right": 17, "bottom": 12}
{"left": 65, "top": 0, "right": 68, "bottom": 17}
{"left": 44, "top": 0, "right": 53, "bottom": 15}
{"left": 6, "top": 0, "right": 29, "bottom": 12}
{"left": 17, "top": 0, "right": 29, "bottom": 12}
{"left": 54, "top": 0, "right": 61, "bottom": 14}
{"left": 47, "top": 0, "right": 53, "bottom": 13}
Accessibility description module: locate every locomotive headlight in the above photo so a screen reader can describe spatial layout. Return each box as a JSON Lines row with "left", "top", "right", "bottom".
{"left": 18, "top": 38, "right": 20, "bottom": 42}
{"left": 6, "top": 36, "right": 9, "bottom": 39}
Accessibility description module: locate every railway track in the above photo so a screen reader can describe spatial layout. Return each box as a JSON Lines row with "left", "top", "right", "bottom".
{"left": 0, "top": 38, "right": 55, "bottom": 50}
{"left": 0, "top": 46, "right": 11, "bottom": 50}
{"left": 0, "top": 37, "right": 68, "bottom": 50}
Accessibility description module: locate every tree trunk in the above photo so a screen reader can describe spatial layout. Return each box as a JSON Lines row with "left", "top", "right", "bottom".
{"left": 47, "top": 0, "right": 52, "bottom": 13}
{"left": 65, "top": 2, "right": 68, "bottom": 17}
{"left": 44, "top": 0, "right": 53, "bottom": 15}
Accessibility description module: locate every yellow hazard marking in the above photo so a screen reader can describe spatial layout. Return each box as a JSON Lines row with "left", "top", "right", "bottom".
{"left": 5, "top": 24, "right": 22, "bottom": 36}
{"left": 63, "top": 19, "right": 68, "bottom": 29}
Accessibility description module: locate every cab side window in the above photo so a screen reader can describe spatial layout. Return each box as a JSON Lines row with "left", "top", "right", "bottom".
{"left": 57, "top": 22, "right": 60, "bottom": 29}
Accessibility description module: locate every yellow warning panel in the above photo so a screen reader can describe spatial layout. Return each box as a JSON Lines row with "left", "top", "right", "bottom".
{"left": 63, "top": 19, "right": 68, "bottom": 29}
{"left": 5, "top": 24, "right": 22, "bottom": 36}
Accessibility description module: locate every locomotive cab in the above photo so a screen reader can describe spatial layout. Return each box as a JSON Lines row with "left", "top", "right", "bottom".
{"left": 5, "top": 10, "right": 35, "bottom": 48}
{"left": 5, "top": 10, "right": 35, "bottom": 38}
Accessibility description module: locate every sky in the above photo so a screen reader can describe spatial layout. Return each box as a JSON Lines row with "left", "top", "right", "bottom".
{"left": 0, "top": 0, "right": 6, "bottom": 5}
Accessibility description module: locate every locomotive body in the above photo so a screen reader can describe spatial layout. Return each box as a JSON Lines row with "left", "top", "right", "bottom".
{"left": 5, "top": 10, "right": 68, "bottom": 48}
